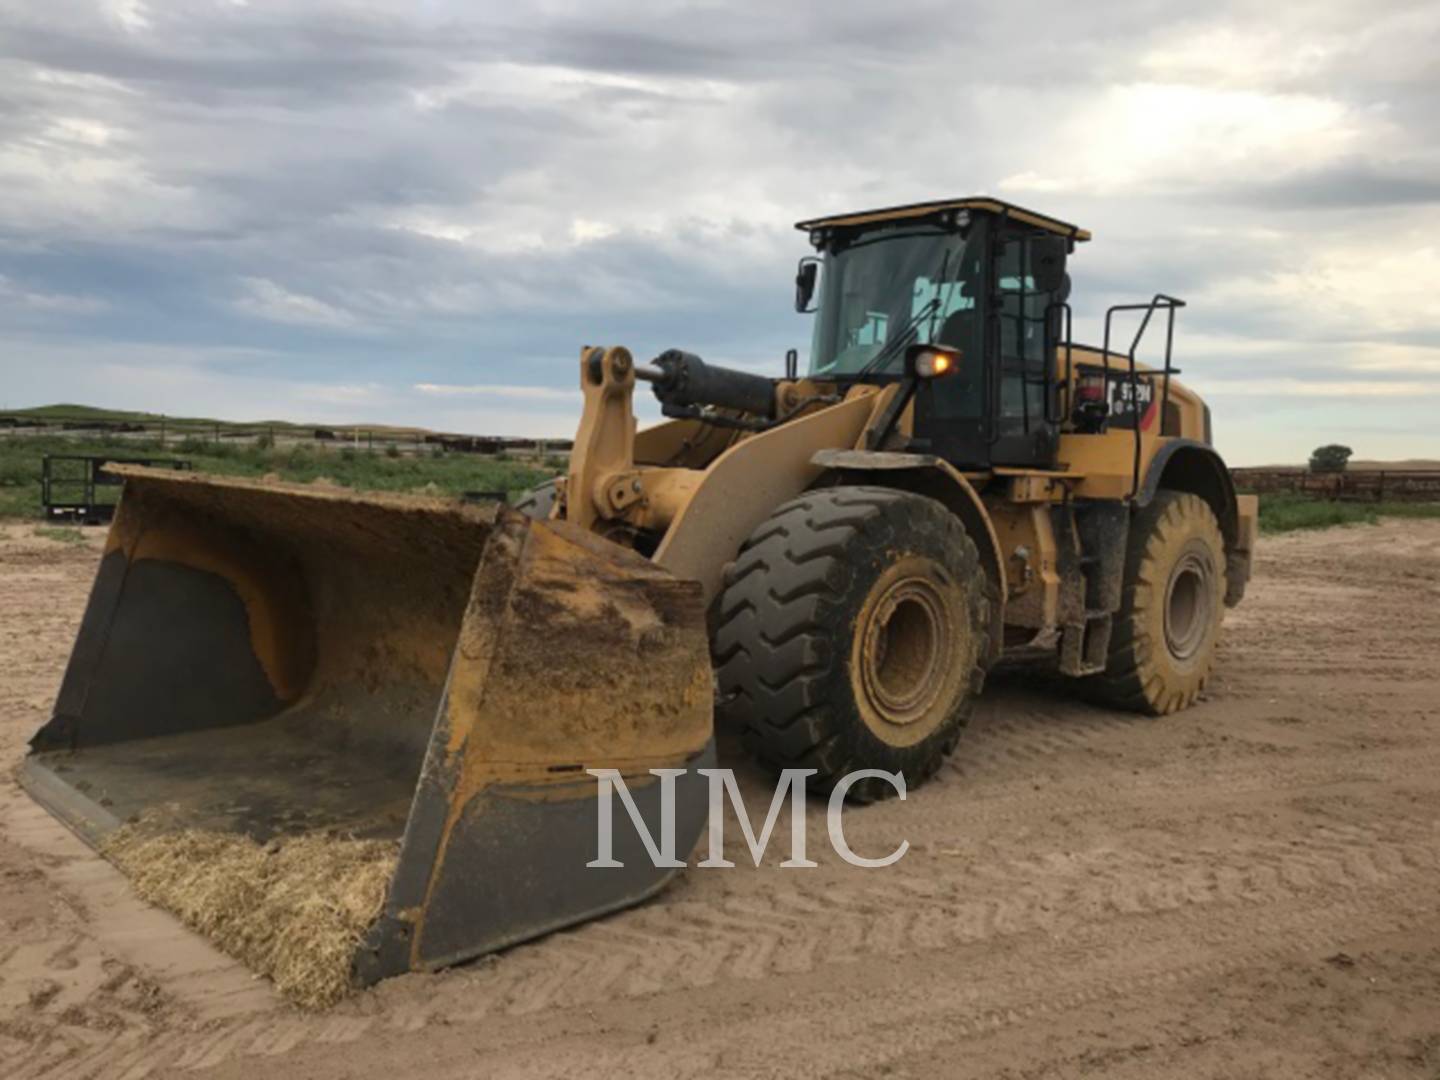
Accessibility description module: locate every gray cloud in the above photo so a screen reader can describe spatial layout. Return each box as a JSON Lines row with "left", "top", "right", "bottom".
{"left": 0, "top": 0, "right": 1437, "bottom": 464}
{"left": 1213, "top": 162, "right": 1440, "bottom": 210}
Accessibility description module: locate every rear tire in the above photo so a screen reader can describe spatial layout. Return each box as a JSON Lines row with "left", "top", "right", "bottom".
{"left": 1089, "top": 491, "right": 1226, "bottom": 714}
{"left": 714, "top": 487, "right": 989, "bottom": 801}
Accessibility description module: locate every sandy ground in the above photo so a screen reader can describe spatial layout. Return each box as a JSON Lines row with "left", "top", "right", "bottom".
{"left": 2, "top": 518, "right": 1439, "bottom": 1079}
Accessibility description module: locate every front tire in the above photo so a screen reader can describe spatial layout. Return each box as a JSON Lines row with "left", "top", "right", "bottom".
{"left": 714, "top": 487, "right": 989, "bottom": 801}
{"left": 1090, "top": 490, "right": 1227, "bottom": 714}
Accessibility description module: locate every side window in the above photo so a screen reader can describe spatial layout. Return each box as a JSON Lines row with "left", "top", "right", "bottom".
{"left": 998, "top": 274, "right": 1047, "bottom": 362}
{"left": 996, "top": 238, "right": 1056, "bottom": 431}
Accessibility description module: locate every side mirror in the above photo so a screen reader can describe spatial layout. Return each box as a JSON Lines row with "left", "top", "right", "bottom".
{"left": 1031, "top": 236, "right": 1068, "bottom": 293}
{"left": 795, "top": 257, "right": 820, "bottom": 313}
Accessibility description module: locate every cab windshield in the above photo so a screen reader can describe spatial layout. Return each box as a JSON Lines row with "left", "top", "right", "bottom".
{"left": 808, "top": 224, "right": 979, "bottom": 378}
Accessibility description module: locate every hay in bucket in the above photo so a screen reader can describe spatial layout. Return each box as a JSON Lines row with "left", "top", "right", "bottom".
{"left": 104, "top": 823, "right": 398, "bottom": 1008}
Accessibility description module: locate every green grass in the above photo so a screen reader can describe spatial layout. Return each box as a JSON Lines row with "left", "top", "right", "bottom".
{"left": 32, "top": 525, "right": 87, "bottom": 543}
{"left": 11, "top": 436, "right": 1432, "bottom": 537}
{"left": 0, "top": 484, "right": 32, "bottom": 518}
{"left": 1256, "top": 492, "right": 1440, "bottom": 534}
{"left": 1367, "top": 501, "right": 1440, "bottom": 520}
{"left": 0, "top": 434, "right": 557, "bottom": 520}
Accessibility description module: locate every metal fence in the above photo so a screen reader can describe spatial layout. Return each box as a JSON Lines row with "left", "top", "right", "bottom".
{"left": 1231, "top": 469, "right": 1440, "bottom": 503}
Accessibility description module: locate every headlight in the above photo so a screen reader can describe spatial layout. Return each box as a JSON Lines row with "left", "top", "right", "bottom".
{"left": 910, "top": 345, "right": 961, "bottom": 378}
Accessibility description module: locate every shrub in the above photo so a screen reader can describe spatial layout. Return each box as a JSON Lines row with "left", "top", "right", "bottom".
{"left": 176, "top": 436, "right": 209, "bottom": 456}
{"left": 1308, "top": 444, "right": 1353, "bottom": 474}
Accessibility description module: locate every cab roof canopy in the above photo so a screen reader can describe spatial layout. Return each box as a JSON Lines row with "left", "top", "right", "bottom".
{"left": 795, "top": 197, "right": 1091, "bottom": 243}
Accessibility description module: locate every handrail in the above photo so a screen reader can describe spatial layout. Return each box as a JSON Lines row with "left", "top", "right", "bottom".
{"left": 1101, "top": 293, "right": 1186, "bottom": 498}
{"left": 1047, "top": 301, "right": 1073, "bottom": 426}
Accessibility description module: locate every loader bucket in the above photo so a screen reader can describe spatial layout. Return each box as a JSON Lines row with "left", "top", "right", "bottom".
{"left": 21, "top": 467, "right": 714, "bottom": 993}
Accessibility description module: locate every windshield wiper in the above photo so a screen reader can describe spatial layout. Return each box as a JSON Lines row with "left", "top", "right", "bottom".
{"left": 850, "top": 298, "right": 939, "bottom": 379}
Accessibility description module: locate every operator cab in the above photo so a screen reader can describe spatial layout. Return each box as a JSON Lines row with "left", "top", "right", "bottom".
{"left": 794, "top": 197, "right": 1088, "bottom": 470}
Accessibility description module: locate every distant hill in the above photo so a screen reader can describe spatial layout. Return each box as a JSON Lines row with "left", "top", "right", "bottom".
{"left": 1349, "top": 459, "right": 1440, "bottom": 472}
{"left": 5, "top": 403, "right": 429, "bottom": 436}
{"left": 13, "top": 403, "right": 169, "bottom": 422}
{"left": 0, "top": 404, "right": 578, "bottom": 448}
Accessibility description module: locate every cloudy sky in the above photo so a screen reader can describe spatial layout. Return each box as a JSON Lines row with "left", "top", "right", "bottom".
{"left": 1, "top": 0, "right": 1437, "bottom": 464}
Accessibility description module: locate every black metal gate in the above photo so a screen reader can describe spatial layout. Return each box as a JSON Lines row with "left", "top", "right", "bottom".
{"left": 41, "top": 455, "right": 191, "bottom": 523}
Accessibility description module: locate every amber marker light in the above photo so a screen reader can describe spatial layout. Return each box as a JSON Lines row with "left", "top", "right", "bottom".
{"left": 911, "top": 346, "right": 961, "bottom": 378}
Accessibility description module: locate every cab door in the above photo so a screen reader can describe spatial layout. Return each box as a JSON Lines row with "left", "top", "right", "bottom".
{"left": 988, "top": 229, "right": 1063, "bottom": 467}
{"left": 914, "top": 222, "right": 1063, "bottom": 469}
{"left": 911, "top": 219, "right": 989, "bottom": 466}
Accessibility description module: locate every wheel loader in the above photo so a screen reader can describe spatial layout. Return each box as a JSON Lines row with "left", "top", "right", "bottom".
{"left": 22, "top": 196, "right": 1257, "bottom": 993}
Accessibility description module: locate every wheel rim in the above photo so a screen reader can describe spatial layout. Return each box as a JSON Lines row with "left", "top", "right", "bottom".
{"left": 858, "top": 575, "right": 951, "bottom": 729}
{"left": 1164, "top": 553, "right": 1212, "bottom": 661}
